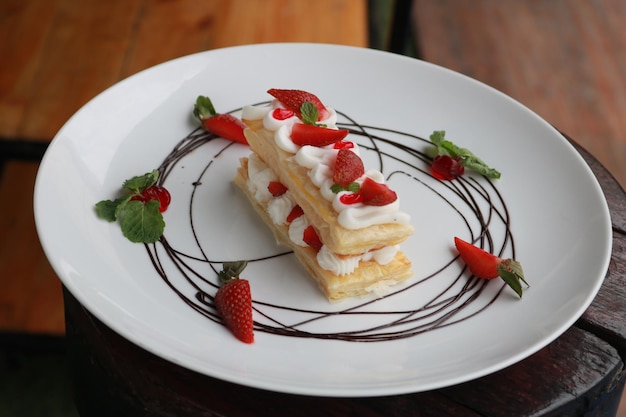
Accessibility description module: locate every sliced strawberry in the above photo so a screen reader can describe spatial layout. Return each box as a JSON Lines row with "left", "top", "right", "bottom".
{"left": 303, "top": 225, "right": 323, "bottom": 251}
{"left": 286, "top": 205, "right": 304, "bottom": 223}
{"left": 201, "top": 114, "right": 247, "bottom": 145}
{"left": 333, "top": 149, "right": 364, "bottom": 187}
{"left": 267, "top": 88, "right": 329, "bottom": 121}
{"left": 268, "top": 181, "right": 288, "bottom": 197}
{"left": 454, "top": 237, "right": 499, "bottom": 278}
{"left": 215, "top": 261, "right": 254, "bottom": 343}
{"left": 290, "top": 123, "right": 349, "bottom": 147}
{"left": 358, "top": 177, "right": 397, "bottom": 206}
{"left": 194, "top": 96, "right": 248, "bottom": 145}
{"left": 454, "top": 237, "right": 528, "bottom": 298}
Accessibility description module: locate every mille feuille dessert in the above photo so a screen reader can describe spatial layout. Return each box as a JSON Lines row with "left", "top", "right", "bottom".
{"left": 234, "top": 89, "right": 414, "bottom": 301}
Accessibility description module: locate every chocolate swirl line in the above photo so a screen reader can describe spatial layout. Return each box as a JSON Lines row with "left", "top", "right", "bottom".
{"left": 144, "top": 109, "right": 514, "bottom": 343}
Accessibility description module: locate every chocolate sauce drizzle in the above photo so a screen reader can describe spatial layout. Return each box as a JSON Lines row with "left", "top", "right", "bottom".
{"left": 145, "top": 108, "right": 515, "bottom": 343}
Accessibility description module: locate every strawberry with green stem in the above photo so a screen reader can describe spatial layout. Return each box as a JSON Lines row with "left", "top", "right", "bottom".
{"left": 454, "top": 236, "right": 528, "bottom": 298}
{"left": 267, "top": 88, "right": 330, "bottom": 121}
{"left": 215, "top": 261, "right": 254, "bottom": 344}
{"left": 194, "top": 96, "right": 248, "bottom": 145}
{"left": 267, "top": 88, "right": 349, "bottom": 147}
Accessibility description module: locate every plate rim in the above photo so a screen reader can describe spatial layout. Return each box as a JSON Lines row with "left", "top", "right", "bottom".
{"left": 33, "top": 42, "right": 613, "bottom": 397}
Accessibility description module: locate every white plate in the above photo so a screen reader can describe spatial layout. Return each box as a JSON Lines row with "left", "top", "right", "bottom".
{"left": 34, "top": 43, "right": 612, "bottom": 397}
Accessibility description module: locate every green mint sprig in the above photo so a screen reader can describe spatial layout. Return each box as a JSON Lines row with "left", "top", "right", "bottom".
{"left": 95, "top": 170, "right": 165, "bottom": 243}
{"left": 429, "top": 130, "right": 501, "bottom": 179}
{"left": 300, "top": 102, "right": 327, "bottom": 127}
{"left": 331, "top": 182, "right": 360, "bottom": 194}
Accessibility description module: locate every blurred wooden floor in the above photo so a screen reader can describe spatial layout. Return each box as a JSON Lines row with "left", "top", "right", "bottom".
{"left": 0, "top": 0, "right": 369, "bottom": 335}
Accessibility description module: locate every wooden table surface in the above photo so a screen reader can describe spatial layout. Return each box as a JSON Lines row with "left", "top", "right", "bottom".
{"left": 2, "top": 1, "right": 626, "bottom": 416}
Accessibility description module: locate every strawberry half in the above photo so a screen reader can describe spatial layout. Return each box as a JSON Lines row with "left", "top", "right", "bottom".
{"left": 333, "top": 149, "right": 364, "bottom": 187}
{"left": 194, "top": 96, "right": 248, "bottom": 145}
{"left": 358, "top": 177, "right": 397, "bottom": 206}
{"left": 454, "top": 237, "right": 528, "bottom": 298}
{"left": 268, "top": 88, "right": 330, "bottom": 121}
{"left": 215, "top": 261, "right": 254, "bottom": 343}
{"left": 290, "top": 123, "right": 349, "bottom": 147}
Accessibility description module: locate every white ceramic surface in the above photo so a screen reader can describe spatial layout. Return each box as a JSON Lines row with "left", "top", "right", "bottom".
{"left": 34, "top": 43, "right": 612, "bottom": 397}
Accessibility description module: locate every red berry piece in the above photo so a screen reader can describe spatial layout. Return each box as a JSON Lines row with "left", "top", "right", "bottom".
{"left": 286, "top": 205, "right": 304, "bottom": 223}
{"left": 267, "top": 88, "right": 330, "bottom": 121}
{"left": 339, "top": 192, "right": 363, "bottom": 205}
{"left": 290, "top": 124, "right": 349, "bottom": 147}
{"left": 333, "top": 149, "right": 365, "bottom": 187}
{"left": 431, "top": 155, "right": 465, "bottom": 180}
{"left": 267, "top": 181, "right": 288, "bottom": 197}
{"left": 454, "top": 237, "right": 500, "bottom": 279}
{"left": 358, "top": 177, "right": 397, "bottom": 206}
{"left": 194, "top": 96, "right": 248, "bottom": 145}
{"left": 303, "top": 225, "right": 323, "bottom": 251}
{"left": 333, "top": 141, "right": 355, "bottom": 150}
{"left": 215, "top": 261, "right": 254, "bottom": 344}
{"left": 272, "top": 108, "right": 295, "bottom": 120}
{"left": 202, "top": 114, "right": 248, "bottom": 145}
{"left": 131, "top": 185, "right": 171, "bottom": 213}
{"left": 454, "top": 237, "right": 528, "bottom": 298}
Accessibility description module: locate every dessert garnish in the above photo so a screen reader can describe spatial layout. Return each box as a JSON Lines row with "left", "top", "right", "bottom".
{"left": 429, "top": 130, "right": 501, "bottom": 180}
{"left": 267, "top": 88, "right": 330, "bottom": 122}
{"left": 194, "top": 96, "right": 248, "bottom": 145}
{"left": 267, "top": 88, "right": 349, "bottom": 146}
{"left": 454, "top": 236, "right": 527, "bottom": 298}
{"left": 215, "top": 261, "right": 254, "bottom": 344}
{"left": 95, "top": 170, "right": 169, "bottom": 243}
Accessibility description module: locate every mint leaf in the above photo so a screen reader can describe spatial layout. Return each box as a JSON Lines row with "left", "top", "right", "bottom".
{"left": 120, "top": 200, "right": 164, "bottom": 243}
{"left": 95, "top": 170, "right": 168, "bottom": 243}
{"left": 429, "top": 131, "right": 501, "bottom": 179}
{"left": 331, "top": 182, "right": 360, "bottom": 194}
{"left": 463, "top": 157, "right": 502, "bottom": 179}
{"left": 497, "top": 259, "right": 528, "bottom": 298}
{"left": 193, "top": 95, "right": 217, "bottom": 120}
{"left": 123, "top": 170, "right": 159, "bottom": 193}
{"left": 300, "top": 102, "right": 319, "bottom": 125}
{"left": 95, "top": 197, "right": 126, "bottom": 222}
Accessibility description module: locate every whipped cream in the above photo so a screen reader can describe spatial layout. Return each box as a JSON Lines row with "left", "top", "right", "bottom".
{"left": 243, "top": 100, "right": 411, "bottom": 230}
{"left": 246, "top": 155, "right": 397, "bottom": 276}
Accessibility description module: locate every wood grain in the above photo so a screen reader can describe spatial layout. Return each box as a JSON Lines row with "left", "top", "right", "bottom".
{"left": 0, "top": 162, "right": 65, "bottom": 333}
{"left": 0, "top": 0, "right": 367, "bottom": 141}
{"left": 0, "top": 0, "right": 366, "bottom": 335}
{"left": 412, "top": 0, "right": 626, "bottom": 190}
{"left": 63, "top": 287, "right": 623, "bottom": 417}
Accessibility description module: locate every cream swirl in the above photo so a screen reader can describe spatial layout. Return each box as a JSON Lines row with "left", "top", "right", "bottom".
{"left": 317, "top": 245, "right": 399, "bottom": 276}
{"left": 244, "top": 100, "right": 411, "bottom": 230}
{"left": 245, "top": 155, "right": 397, "bottom": 275}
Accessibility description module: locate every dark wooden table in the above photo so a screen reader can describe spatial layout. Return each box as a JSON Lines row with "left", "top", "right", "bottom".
{"left": 62, "top": 139, "right": 626, "bottom": 417}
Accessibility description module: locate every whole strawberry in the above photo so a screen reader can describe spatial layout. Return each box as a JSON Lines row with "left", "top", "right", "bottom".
{"left": 454, "top": 237, "right": 528, "bottom": 298}
{"left": 215, "top": 261, "right": 254, "bottom": 344}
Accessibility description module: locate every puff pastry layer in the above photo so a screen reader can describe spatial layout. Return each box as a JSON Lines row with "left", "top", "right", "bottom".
{"left": 234, "top": 157, "right": 413, "bottom": 301}
{"left": 243, "top": 118, "right": 414, "bottom": 256}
